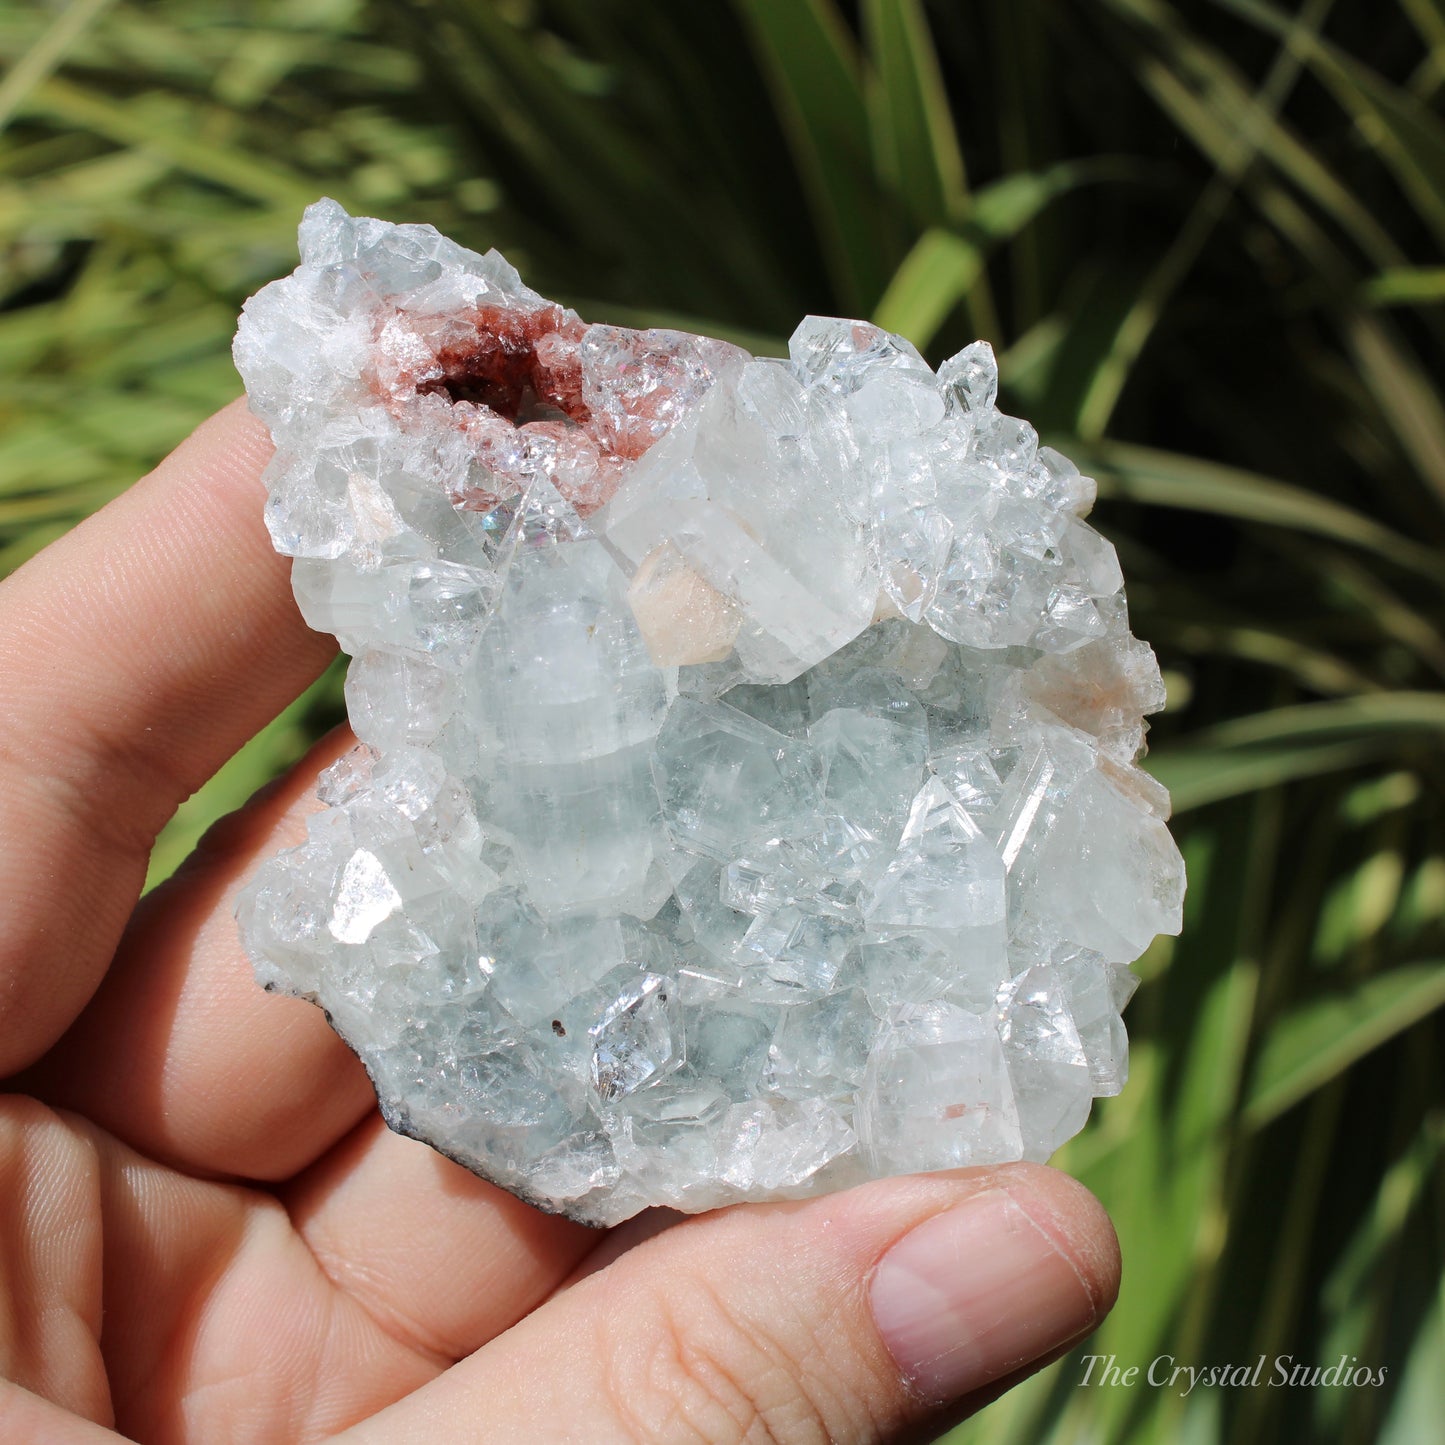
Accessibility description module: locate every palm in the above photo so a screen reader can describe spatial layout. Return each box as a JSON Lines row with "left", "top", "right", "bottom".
{"left": 0, "top": 1105, "right": 503, "bottom": 1441}
{"left": 13, "top": 830, "right": 596, "bottom": 1441}
{"left": 1, "top": 404, "right": 1119, "bottom": 1444}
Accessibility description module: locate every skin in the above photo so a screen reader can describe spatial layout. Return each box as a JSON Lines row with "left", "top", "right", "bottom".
{"left": 0, "top": 402, "right": 1121, "bottom": 1444}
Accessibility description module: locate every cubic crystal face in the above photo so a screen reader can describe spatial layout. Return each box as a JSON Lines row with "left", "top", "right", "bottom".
{"left": 234, "top": 200, "right": 1185, "bottom": 1226}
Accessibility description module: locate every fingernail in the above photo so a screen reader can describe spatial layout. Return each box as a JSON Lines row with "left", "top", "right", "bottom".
{"left": 869, "top": 1187, "right": 1100, "bottom": 1402}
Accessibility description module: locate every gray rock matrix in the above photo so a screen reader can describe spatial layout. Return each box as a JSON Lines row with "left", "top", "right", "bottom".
{"left": 234, "top": 201, "right": 1185, "bottom": 1226}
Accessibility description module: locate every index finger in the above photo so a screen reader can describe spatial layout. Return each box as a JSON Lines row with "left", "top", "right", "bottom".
{"left": 0, "top": 399, "right": 335, "bottom": 1073}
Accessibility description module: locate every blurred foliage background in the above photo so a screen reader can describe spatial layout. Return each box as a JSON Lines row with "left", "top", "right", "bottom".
{"left": 3, "top": 0, "right": 1444, "bottom": 1440}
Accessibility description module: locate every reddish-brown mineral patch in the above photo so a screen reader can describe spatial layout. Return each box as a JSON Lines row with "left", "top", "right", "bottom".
{"left": 381, "top": 300, "right": 708, "bottom": 518}
{"left": 419, "top": 303, "right": 590, "bottom": 426}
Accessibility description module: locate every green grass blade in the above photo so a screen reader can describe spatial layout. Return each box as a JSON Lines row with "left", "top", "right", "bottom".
{"left": 861, "top": 0, "right": 968, "bottom": 227}
{"left": 1070, "top": 439, "right": 1445, "bottom": 582}
{"left": 1074, "top": 0, "right": 1333, "bottom": 438}
{"left": 0, "top": 0, "right": 115, "bottom": 133}
{"left": 1346, "top": 310, "right": 1445, "bottom": 515}
{"left": 1143, "top": 618, "right": 1381, "bottom": 696}
{"left": 872, "top": 164, "right": 1107, "bottom": 349}
{"left": 1301, "top": 547, "right": 1445, "bottom": 685}
{"left": 1400, "top": 0, "right": 1445, "bottom": 65}
{"left": 22, "top": 76, "right": 329, "bottom": 210}
{"left": 1377, "top": 1274, "right": 1445, "bottom": 1445}
{"left": 1097, "top": 0, "right": 1405, "bottom": 267}
{"left": 1150, "top": 740, "right": 1393, "bottom": 812}
{"left": 871, "top": 228, "right": 982, "bottom": 348}
{"left": 1198, "top": 692, "right": 1445, "bottom": 747}
{"left": 1364, "top": 266, "right": 1445, "bottom": 305}
{"left": 1319, "top": 1114, "right": 1442, "bottom": 1376}
{"left": 1243, "top": 963, "right": 1445, "bottom": 1127}
{"left": 1211, "top": 0, "right": 1445, "bottom": 246}
{"left": 1151, "top": 691, "right": 1445, "bottom": 813}
{"left": 733, "top": 0, "right": 896, "bottom": 311}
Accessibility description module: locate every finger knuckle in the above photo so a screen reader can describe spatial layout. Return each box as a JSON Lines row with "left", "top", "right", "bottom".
{"left": 598, "top": 1266, "right": 881, "bottom": 1445}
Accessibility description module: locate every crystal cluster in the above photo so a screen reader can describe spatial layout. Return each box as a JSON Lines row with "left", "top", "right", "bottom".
{"left": 234, "top": 200, "right": 1185, "bottom": 1226}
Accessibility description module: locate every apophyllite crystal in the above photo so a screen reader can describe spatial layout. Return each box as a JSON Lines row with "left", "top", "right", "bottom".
{"left": 234, "top": 200, "right": 1185, "bottom": 1226}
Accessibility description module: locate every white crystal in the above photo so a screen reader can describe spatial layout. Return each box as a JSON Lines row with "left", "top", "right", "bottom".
{"left": 234, "top": 202, "right": 1186, "bottom": 1226}
{"left": 652, "top": 698, "right": 823, "bottom": 860}
{"left": 328, "top": 848, "right": 402, "bottom": 945}
{"left": 589, "top": 973, "right": 679, "bottom": 1103}
{"left": 865, "top": 777, "right": 1007, "bottom": 932}
{"left": 857, "top": 1004, "right": 1023, "bottom": 1173}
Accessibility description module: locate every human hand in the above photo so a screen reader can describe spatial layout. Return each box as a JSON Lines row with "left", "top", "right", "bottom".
{"left": 0, "top": 402, "right": 1120, "bottom": 1443}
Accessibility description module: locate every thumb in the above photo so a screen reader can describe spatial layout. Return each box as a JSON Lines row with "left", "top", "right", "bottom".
{"left": 337, "top": 1162, "right": 1119, "bottom": 1444}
